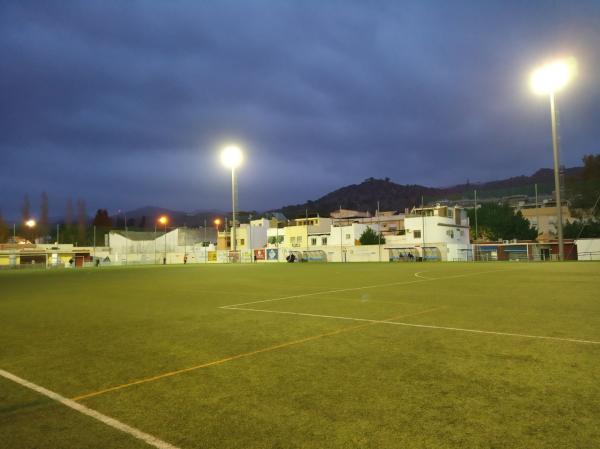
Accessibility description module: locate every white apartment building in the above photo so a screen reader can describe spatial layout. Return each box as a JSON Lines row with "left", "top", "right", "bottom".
{"left": 385, "top": 204, "right": 471, "bottom": 261}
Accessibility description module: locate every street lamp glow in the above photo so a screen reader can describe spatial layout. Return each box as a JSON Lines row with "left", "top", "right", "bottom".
{"left": 220, "top": 145, "right": 243, "bottom": 169}
{"left": 25, "top": 219, "right": 36, "bottom": 228}
{"left": 158, "top": 216, "right": 168, "bottom": 225}
{"left": 530, "top": 58, "right": 575, "bottom": 95}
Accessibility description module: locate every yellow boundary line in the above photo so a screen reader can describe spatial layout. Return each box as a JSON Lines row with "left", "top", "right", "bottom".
{"left": 72, "top": 306, "right": 444, "bottom": 401}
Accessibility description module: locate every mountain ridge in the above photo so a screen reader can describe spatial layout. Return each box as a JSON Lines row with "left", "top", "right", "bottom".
{"left": 119, "top": 165, "right": 583, "bottom": 225}
{"left": 275, "top": 166, "right": 583, "bottom": 219}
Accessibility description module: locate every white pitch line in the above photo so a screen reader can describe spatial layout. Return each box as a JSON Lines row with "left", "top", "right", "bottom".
{"left": 225, "top": 307, "right": 600, "bottom": 346}
{"left": 221, "top": 269, "right": 509, "bottom": 309}
{"left": 0, "top": 369, "right": 181, "bottom": 449}
{"left": 414, "top": 271, "right": 434, "bottom": 280}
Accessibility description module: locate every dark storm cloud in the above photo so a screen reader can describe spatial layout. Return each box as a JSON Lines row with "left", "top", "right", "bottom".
{"left": 1, "top": 0, "right": 599, "bottom": 219}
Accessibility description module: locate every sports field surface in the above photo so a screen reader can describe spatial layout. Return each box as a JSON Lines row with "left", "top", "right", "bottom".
{"left": 1, "top": 262, "right": 599, "bottom": 449}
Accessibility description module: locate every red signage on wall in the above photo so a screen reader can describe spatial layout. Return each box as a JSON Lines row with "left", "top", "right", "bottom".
{"left": 254, "top": 249, "right": 265, "bottom": 260}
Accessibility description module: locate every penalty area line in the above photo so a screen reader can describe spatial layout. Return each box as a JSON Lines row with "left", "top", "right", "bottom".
{"left": 0, "top": 369, "right": 181, "bottom": 449}
{"left": 221, "top": 268, "right": 511, "bottom": 309}
{"left": 224, "top": 307, "right": 600, "bottom": 346}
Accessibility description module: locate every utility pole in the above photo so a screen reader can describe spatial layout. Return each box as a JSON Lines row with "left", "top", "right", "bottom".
{"left": 124, "top": 211, "right": 128, "bottom": 265}
{"left": 305, "top": 209, "right": 309, "bottom": 252}
{"left": 421, "top": 195, "right": 426, "bottom": 260}
{"left": 204, "top": 219, "right": 207, "bottom": 263}
{"left": 474, "top": 190, "right": 478, "bottom": 242}
{"left": 231, "top": 166, "right": 237, "bottom": 253}
{"left": 535, "top": 184, "right": 540, "bottom": 238}
{"left": 163, "top": 221, "right": 167, "bottom": 264}
{"left": 249, "top": 214, "right": 253, "bottom": 263}
{"left": 377, "top": 201, "right": 381, "bottom": 262}
{"left": 276, "top": 222, "right": 279, "bottom": 259}
{"left": 225, "top": 216, "right": 228, "bottom": 252}
{"left": 340, "top": 225, "right": 343, "bottom": 263}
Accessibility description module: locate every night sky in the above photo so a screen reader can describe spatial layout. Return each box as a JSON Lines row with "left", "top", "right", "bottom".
{"left": 1, "top": 1, "right": 599, "bottom": 219}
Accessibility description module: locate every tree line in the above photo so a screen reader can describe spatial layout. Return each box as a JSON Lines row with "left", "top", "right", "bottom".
{"left": 0, "top": 194, "right": 117, "bottom": 246}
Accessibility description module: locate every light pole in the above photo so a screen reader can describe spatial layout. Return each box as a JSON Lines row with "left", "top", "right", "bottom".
{"left": 474, "top": 190, "right": 478, "bottom": 241}
{"left": 220, "top": 145, "right": 243, "bottom": 254}
{"left": 377, "top": 201, "right": 381, "bottom": 262}
{"left": 117, "top": 209, "right": 128, "bottom": 265}
{"left": 25, "top": 219, "right": 36, "bottom": 243}
{"left": 249, "top": 213, "right": 253, "bottom": 262}
{"left": 158, "top": 215, "right": 168, "bottom": 264}
{"left": 530, "top": 57, "right": 575, "bottom": 260}
{"left": 213, "top": 218, "right": 221, "bottom": 261}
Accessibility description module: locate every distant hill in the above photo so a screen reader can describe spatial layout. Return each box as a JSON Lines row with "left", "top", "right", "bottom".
{"left": 121, "top": 206, "right": 225, "bottom": 229}
{"left": 118, "top": 166, "right": 584, "bottom": 224}
{"left": 275, "top": 166, "right": 583, "bottom": 219}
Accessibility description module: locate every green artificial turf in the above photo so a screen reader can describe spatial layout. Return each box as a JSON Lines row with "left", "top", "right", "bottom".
{"left": 1, "top": 262, "right": 599, "bottom": 448}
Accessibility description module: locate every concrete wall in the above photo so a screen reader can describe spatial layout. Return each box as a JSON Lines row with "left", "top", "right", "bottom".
{"left": 327, "top": 223, "right": 380, "bottom": 247}
{"left": 575, "top": 238, "right": 600, "bottom": 260}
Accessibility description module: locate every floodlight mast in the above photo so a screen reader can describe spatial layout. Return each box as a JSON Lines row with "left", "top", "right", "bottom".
{"left": 221, "top": 146, "right": 243, "bottom": 254}
{"left": 158, "top": 216, "right": 168, "bottom": 264}
{"left": 530, "top": 58, "right": 575, "bottom": 261}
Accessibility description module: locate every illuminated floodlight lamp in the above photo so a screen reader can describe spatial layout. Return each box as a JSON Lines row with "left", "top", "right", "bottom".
{"left": 220, "top": 145, "right": 243, "bottom": 169}
{"left": 530, "top": 58, "right": 575, "bottom": 95}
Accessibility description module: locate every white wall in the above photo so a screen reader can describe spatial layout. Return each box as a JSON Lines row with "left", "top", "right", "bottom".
{"left": 327, "top": 223, "right": 380, "bottom": 247}
{"left": 575, "top": 238, "right": 600, "bottom": 260}
{"left": 446, "top": 243, "right": 473, "bottom": 261}
{"left": 239, "top": 220, "right": 269, "bottom": 249}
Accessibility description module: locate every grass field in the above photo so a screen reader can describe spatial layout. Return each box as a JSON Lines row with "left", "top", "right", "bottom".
{"left": 1, "top": 262, "right": 599, "bottom": 449}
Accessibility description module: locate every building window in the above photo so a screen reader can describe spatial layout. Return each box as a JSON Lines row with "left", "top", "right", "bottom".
{"left": 448, "top": 209, "right": 454, "bottom": 218}
{"left": 290, "top": 237, "right": 296, "bottom": 244}
{"left": 297, "top": 236, "right": 302, "bottom": 243}
{"left": 414, "top": 230, "right": 421, "bottom": 238}
{"left": 322, "top": 237, "right": 328, "bottom": 245}
{"left": 240, "top": 239, "right": 245, "bottom": 245}
{"left": 446, "top": 230, "right": 454, "bottom": 239}
{"left": 311, "top": 238, "right": 317, "bottom": 246}
{"left": 345, "top": 234, "right": 351, "bottom": 240}
{"left": 398, "top": 229, "right": 406, "bottom": 236}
